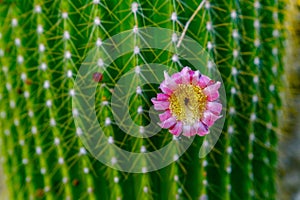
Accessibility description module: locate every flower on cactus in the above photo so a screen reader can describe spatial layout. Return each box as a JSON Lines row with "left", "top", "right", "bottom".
{"left": 151, "top": 67, "right": 222, "bottom": 137}
{"left": 93, "top": 72, "right": 103, "bottom": 82}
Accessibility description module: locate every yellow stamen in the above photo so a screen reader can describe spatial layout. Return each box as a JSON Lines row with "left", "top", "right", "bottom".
{"left": 169, "top": 84, "right": 207, "bottom": 124}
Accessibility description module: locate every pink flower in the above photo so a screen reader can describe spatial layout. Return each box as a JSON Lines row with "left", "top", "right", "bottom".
{"left": 151, "top": 67, "right": 222, "bottom": 137}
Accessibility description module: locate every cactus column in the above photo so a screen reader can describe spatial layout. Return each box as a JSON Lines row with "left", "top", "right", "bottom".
{"left": 0, "top": 0, "right": 286, "bottom": 200}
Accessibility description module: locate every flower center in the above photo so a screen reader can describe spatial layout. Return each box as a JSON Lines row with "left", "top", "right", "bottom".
{"left": 169, "top": 84, "right": 207, "bottom": 124}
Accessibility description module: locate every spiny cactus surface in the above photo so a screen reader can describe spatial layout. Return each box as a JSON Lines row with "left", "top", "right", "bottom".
{"left": 0, "top": 0, "right": 286, "bottom": 200}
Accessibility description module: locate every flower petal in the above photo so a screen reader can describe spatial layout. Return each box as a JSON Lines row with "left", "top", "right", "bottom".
{"left": 171, "top": 72, "right": 182, "bottom": 84}
{"left": 157, "top": 93, "right": 169, "bottom": 101}
{"left": 159, "top": 81, "right": 173, "bottom": 95}
{"left": 206, "top": 102, "right": 222, "bottom": 115}
{"left": 198, "top": 75, "right": 211, "bottom": 88}
{"left": 169, "top": 121, "right": 183, "bottom": 136}
{"left": 195, "top": 121, "right": 209, "bottom": 136}
{"left": 192, "top": 70, "right": 201, "bottom": 85}
{"left": 188, "top": 70, "right": 195, "bottom": 81}
{"left": 159, "top": 116, "right": 177, "bottom": 129}
{"left": 151, "top": 98, "right": 170, "bottom": 110}
{"left": 203, "top": 81, "right": 221, "bottom": 101}
{"left": 201, "top": 110, "right": 222, "bottom": 127}
{"left": 180, "top": 67, "right": 192, "bottom": 84}
{"left": 182, "top": 125, "right": 192, "bottom": 136}
{"left": 159, "top": 110, "right": 172, "bottom": 122}
{"left": 182, "top": 124, "right": 198, "bottom": 136}
{"left": 163, "top": 71, "right": 178, "bottom": 90}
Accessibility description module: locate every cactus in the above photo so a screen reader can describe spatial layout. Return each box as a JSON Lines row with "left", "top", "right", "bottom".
{"left": 0, "top": 0, "right": 287, "bottom": 200}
